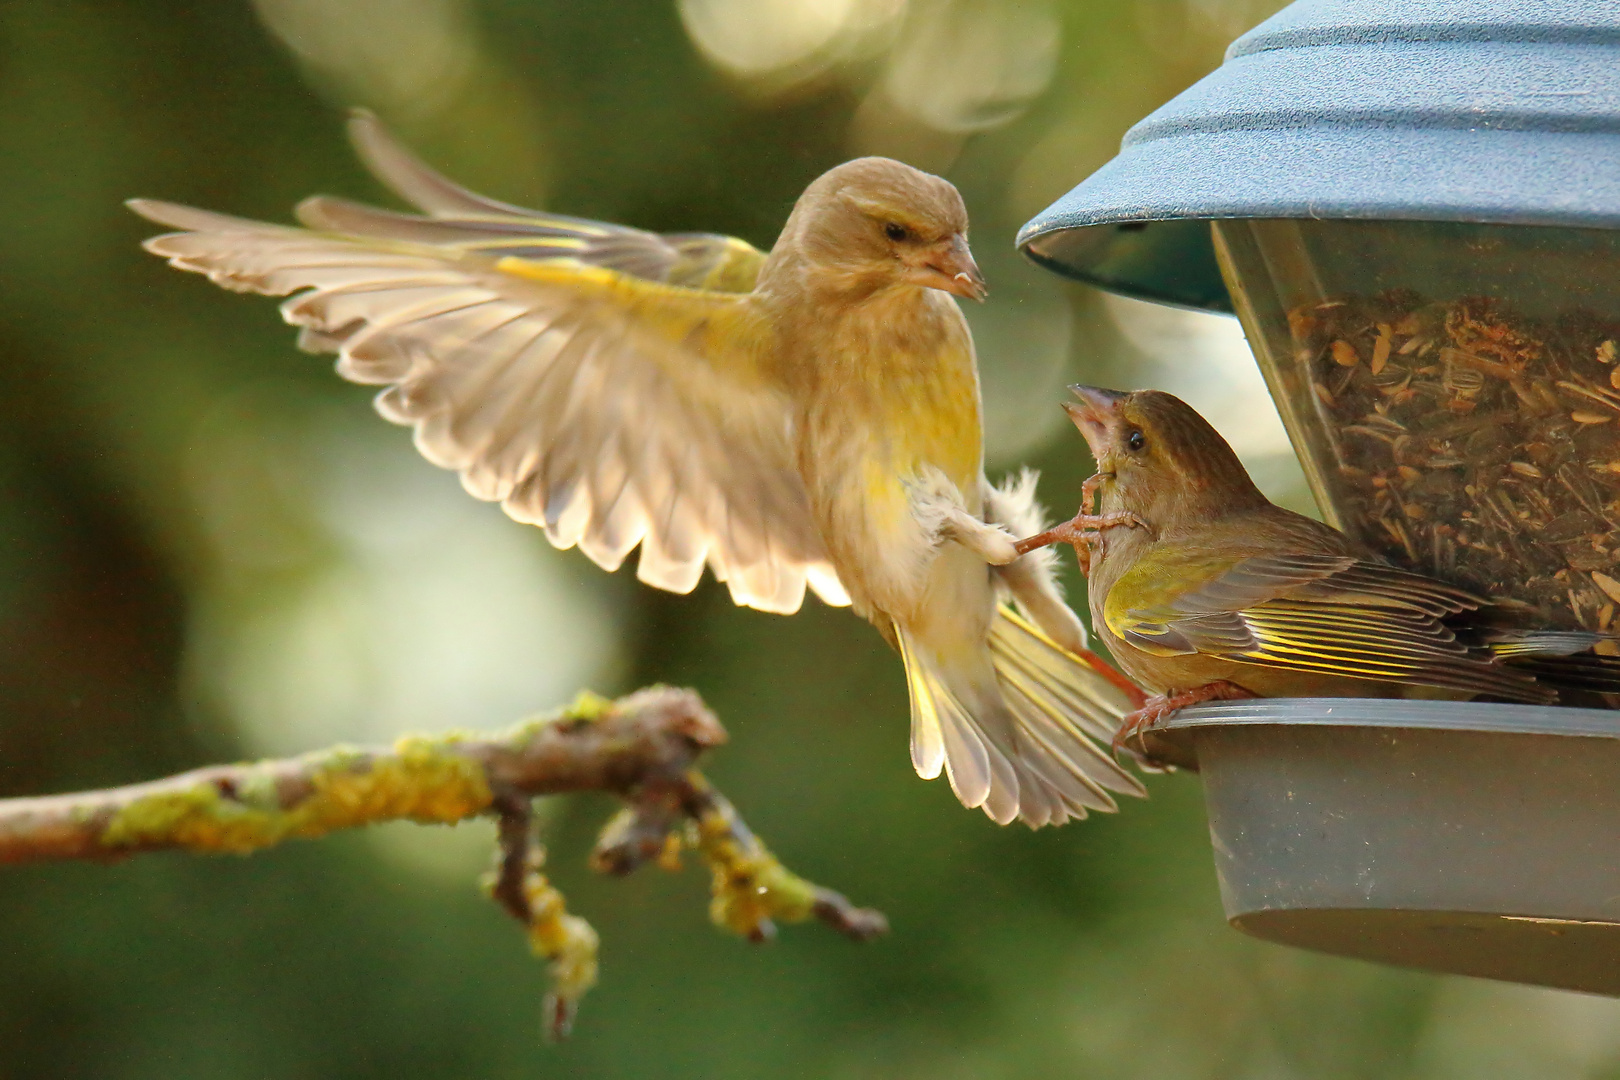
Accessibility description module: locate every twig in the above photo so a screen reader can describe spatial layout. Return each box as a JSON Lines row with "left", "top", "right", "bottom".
{"left": 483, "top": 791, "right": 599, "bottom": 1040}
{"left": 594, "top": 770, "right": 888, "bottom": 943}
{"left": 0, "top": 685, "right": 886, "bottom": 1037}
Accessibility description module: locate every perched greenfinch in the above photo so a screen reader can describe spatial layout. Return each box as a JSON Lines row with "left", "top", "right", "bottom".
{"left": 130, "top": 111, "right": 1144, "bottom": 826}
{"left": 1017, "top": 385, "right": 1620, "bottom": 748}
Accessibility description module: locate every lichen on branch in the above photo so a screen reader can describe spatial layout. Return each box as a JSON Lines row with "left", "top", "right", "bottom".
{"left": 0, "top": 686, "right": 886, "bottom": 1037}
{"left": 101, "top": 735, "right": 495, "bottom": 853}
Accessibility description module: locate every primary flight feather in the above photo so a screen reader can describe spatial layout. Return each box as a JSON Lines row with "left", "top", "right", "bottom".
{"left": 130, "top": 110, "right": 1144, "bottom": 826}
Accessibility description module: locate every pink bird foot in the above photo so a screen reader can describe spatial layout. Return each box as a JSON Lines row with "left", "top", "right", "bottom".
{"left": 1080, "top": 471, "right": 1105, "bottom": 516}
{"left": 1112, "top": 681, "right": 1257, "bottom": 755}
{"left": 1013, "top": 509, "right": 1150, "bottom": 573}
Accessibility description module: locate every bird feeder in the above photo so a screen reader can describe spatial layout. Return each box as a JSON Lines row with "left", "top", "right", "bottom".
{"left": 1017, "top": 0, "right": 1620, "bottom": 994}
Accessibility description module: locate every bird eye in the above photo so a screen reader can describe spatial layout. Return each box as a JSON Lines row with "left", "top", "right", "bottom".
{"left": 1126, "top": 429, "right": 1146, "bottom": 452}
{"left": 883, "top": 222, "right": 910, "bottom": 242}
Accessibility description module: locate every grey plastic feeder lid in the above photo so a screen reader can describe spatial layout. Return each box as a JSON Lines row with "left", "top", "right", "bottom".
{"left": 1017, "top": 0, "right": 1620, "bottom": 312}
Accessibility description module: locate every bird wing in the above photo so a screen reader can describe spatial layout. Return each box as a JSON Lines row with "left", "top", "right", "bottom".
{"left": 332, "top": 109, "right": 767, "bottom": 293}
{"left": 1107, "top": 551, "right": 1547, "bottom": 699}
{"left": 131, "top": 198, "right": 848, "bottom": 615}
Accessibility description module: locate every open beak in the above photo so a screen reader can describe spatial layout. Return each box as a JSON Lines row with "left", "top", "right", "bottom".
{"left": 1063, "top": 385, "right": 1128, "bottom": 459}
{"left": 914, "top": 234, "right": 987, "bottom": 301}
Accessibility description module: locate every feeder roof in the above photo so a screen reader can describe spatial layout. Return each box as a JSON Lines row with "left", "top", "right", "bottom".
{"left": 1018, "top": 0, "right": 1620, "bottom": 312}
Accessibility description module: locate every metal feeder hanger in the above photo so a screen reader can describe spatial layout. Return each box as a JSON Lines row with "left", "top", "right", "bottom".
{"left": 1018, "top": 0, "right": 1620, "bottom": 995}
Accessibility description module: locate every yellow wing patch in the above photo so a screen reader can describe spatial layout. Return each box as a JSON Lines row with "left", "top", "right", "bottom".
{"left": 494, "top": 255, "right": 775, "bottom": 387}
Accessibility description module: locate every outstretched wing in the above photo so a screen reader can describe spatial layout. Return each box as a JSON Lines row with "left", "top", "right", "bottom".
{"left": 131, "top": 198, "right": 848, "bottom": 615}
{"left": 1108, "top": 553, "right": 1548, "bottom": 701}
{"left": 332, "top": 108, "right": 767, "bottom": 293}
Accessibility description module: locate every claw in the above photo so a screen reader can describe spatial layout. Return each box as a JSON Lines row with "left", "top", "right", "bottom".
{"left": 1112, "top": 681, "right": 1256, "bottom": 756}
{"left": 1012, "top": 509, "right": 1151, "bottom": 573}
{"left": 1012, "top": 469, "right": 1150, "bottom": 576}
{"left": 1080, "top": 472, "right": 1105, "bottom": 516}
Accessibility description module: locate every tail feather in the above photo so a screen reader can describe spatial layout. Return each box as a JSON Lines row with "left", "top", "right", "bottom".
{"left": 900, "top": 607, "right": 1147, "bottom": 828}
{"left": 990, "top": 609, "right": 1146, "bottom": 802}
{"left": 899, "top": 631, "right": 1011, "bottom": 818}
{"left": 1481, "top": 628, "right": 1620, "bottom": 695}
{"left": 900, "top": 630, "right": 948, "bottom": 781}
{"left": 988, "top": 611, "right": 1125, "bottom": 744}
{"left": 994, "top": 664, "right": 1126, "bottom": 812}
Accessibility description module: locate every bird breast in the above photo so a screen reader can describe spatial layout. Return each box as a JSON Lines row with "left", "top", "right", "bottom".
{"left": 787, "top": 288, "right": 985, "bottom": 624}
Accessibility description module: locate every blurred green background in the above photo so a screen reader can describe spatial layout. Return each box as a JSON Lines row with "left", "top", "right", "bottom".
{"left": 4, "top": 1, "right": 1620, "bottom": 1077}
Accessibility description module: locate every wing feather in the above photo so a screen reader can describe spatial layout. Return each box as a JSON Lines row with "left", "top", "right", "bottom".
{"left": 346, "top": 108, "right": 540, "bottom": 218}
{"left": 131, "top": 197, "right": 845, "bottom": 614}
{"left": 324, "top": 110, "right": 769, "bottom": 293}
{"left": 1113, "top": 553, "right": 1549, "bottom": 701}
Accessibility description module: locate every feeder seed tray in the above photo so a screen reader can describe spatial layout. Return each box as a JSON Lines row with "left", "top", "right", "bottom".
{"left": 1149, "top": 698, "right": 1620, "bottom": 995}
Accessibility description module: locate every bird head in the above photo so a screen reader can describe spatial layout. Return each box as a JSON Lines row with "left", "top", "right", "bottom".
{"left": 1063, "top": 386, "right": 1268, "bottom": 526}
{"left": 780, "top": 157, "right": 985, "bottom": 301}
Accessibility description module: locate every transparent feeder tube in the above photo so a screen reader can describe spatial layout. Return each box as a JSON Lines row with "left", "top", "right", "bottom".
{"left": 1212, "top": 218, "right": 1620, "bottom": 634}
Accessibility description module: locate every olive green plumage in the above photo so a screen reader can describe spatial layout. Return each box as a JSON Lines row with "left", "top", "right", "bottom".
{"left": 1059, "top": 385, "right": 1620, "bottom": 710}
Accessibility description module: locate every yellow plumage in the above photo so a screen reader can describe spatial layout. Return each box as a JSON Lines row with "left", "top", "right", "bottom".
{"left": 129, "top": 110, "right": 1144, "bottom": 826}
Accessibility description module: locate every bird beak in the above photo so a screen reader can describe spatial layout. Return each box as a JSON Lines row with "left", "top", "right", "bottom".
{"left": 913, "top": 234, "right": 987, "bottom": 301}
{"left": 1063, "top": 385, "right": 1128, "bottom": 459}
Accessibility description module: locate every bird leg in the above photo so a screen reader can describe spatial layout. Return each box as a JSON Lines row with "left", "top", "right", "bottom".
{"left": 1012, "top": 510, "right": 1150, "bottom": 573}
{"left": 1070, "top": 648, "right": 1149, "bottom": 710}
{"left": 1013, "top": 470, "right": 1148, "bottom": 569}
{"left": 940, "top": 511, "right": 1021, "bottom": 566}
{"left": 1080, "top": 472, "right": 1105, "bottom": 516}
{"left": 1112, "top": 681, "right": 1257, "bottom": 755}
{"left": 1012, "top": 471, "right": 1149, "bottom": 575}
{"left": 908, "top": 468, "right": 1020, "bottom": 565}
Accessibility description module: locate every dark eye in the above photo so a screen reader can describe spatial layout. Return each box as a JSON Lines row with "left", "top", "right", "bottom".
{"left": 883, "top": 222, "right": 910, "bottom": 242}
{"left": 1126, "top": 429, "right": 1146, "bottom": 452}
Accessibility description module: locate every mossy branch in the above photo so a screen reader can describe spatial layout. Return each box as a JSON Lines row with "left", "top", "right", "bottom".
{"left": 0, "top": 686, "right": 886, "bottom": 1038}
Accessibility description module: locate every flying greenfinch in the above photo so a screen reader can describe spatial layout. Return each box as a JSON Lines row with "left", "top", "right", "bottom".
{"left": 1017, "top": 385, "right": 1620, "bottom": 750}
{"left": 129, "top": 111, "right": 1145, "bottom": 827}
